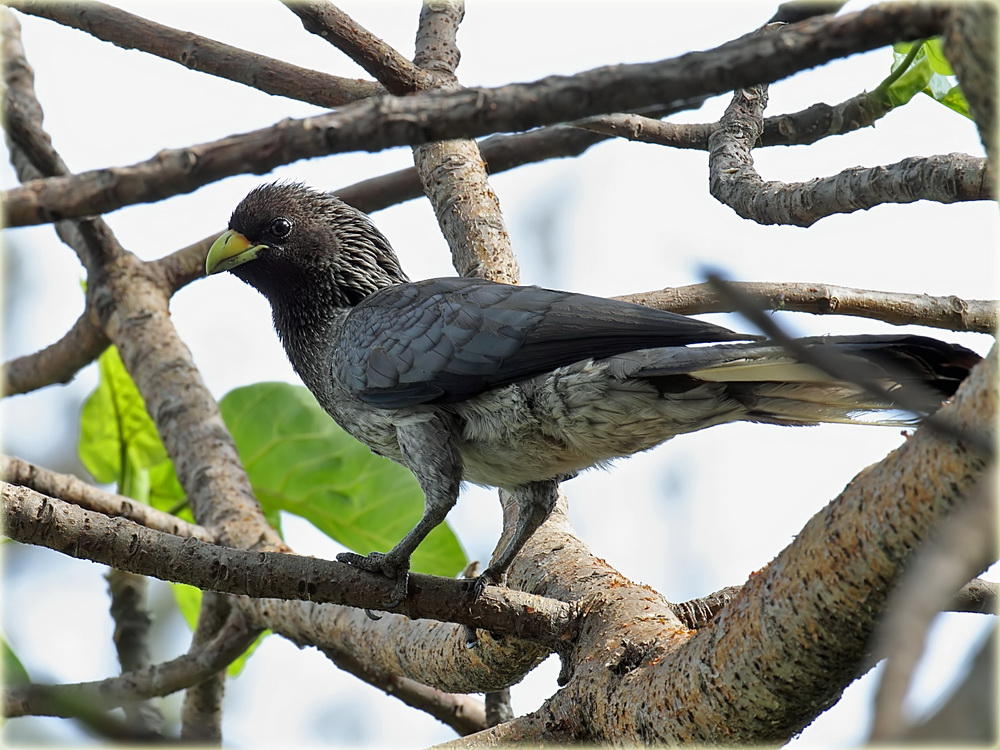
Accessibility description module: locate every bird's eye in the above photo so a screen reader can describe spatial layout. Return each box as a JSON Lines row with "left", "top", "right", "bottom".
{"left": 269, "top": 217, "right": 293, "bottom": 238}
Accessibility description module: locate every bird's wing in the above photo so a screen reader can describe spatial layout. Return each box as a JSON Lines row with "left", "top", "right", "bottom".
{"left": 336, "top": 278, "right": 752, "bottom": 408}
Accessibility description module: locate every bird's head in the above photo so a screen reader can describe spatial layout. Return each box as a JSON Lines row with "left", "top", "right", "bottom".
{"left": 205, "top": 182, "right": 408, "bottom": 307}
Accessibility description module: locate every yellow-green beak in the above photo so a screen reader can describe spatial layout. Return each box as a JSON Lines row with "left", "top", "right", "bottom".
{"left": 205, "top": 230, "right": 268, "bottom": 274}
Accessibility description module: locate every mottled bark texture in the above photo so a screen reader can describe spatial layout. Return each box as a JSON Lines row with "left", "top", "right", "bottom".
{"left": 942, "top": 3, "right": 997, "bottom": 161}
{"left": 1, "top": 3, "right": 950, "bottom": 227}
{"left": 445, "top": 349, "right": 995, "bottom": 745}
{"left": 0, "top": 482, "right": 574, "bottom": 643}
{"left": 871, "top": 473, "right": 996, "bottom": 741}
{"left": 5, "top": 0, "right": 383, "bottom": 108}
{"left": 410, "top": 0, "right": 520, "bottom": 284}
{"left": 709, "top": 84, "right": 991, "bottom": 226}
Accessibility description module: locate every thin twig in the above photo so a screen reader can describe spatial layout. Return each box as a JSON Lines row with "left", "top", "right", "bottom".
{"left": 575, "top": 86, "right": 895, "bottom": 150}
{"left": 4, "top": 610, "right": 257, "bottom": 718}
{"left": 0, "top": 455, "right": 211, "bottom": 540}
{"left": 617, "top": 281, "right": 998, "bottom": 334}
{"left": 6, "top": 0, "right": 383, "bottom": 107}
{"left": 703, "top": 272, "right": 995, "bottom": 456}
{"left": 1, "top": 4, "right": 949, "bottom": 227}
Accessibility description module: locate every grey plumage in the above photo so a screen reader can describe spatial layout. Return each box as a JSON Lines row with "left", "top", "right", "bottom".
{"left": 206, "top": 182, "right": 980, "bottom": 604}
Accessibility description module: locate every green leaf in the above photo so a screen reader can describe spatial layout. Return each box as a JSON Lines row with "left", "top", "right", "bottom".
{"left": 219, "top": 382, "right": 467, "bottom": 577}
{"left": 886, "top": 39, "right": 971, "bottom": 119}
{"left": 78, "top": 347, "right": 185, "bottom": 509}
{"left": 170, "top": 584, "right": 267, "bottom": 677}
{"left": 2, "top": 638, "right": 30, "bottom": 686}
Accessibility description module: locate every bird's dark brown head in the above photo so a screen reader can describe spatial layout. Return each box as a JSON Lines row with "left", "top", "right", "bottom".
{"left": 206, "top": 182, "right": 408, "bottom": 308}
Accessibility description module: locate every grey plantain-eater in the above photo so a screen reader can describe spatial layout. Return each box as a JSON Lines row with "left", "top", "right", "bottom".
{"left": 206, "top": 182, "right": 980, "bottom": 606}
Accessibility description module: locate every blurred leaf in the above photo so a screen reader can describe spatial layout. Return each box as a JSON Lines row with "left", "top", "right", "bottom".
{"left": 888, "top": 39, "right": 971, "bottom": 119}
{"left": 78, "top": 347, "right": 185, "bottom": 509}
{"left": 2, "top": 637, "right": 30, "bottom": 686}
{"left": 219, "top": 382, "right": 467, "bottom": 577}
{"left": 170, "top": 584, "right": 267, "bottom": 677}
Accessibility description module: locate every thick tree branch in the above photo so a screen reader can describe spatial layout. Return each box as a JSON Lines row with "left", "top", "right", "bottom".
{"left": 411, "top": 0, "right": 520, "bottom": 284}
{"left": 1, "top": 3, "right": 949, "bottom": 227}
{"left": 3, "top": 609, "right": 257, "bottom": 718}
{"left": 0, "top": 455, "right": 211, "bottom": 540}
{"left": 279, "top": 0, "right": 433, "bottom": 94}
{"left": 709, "top": 82, "right": 992, "bottom": 227}
{"left": 152, "top": 102, "right": 707, "bottom": 293}
{"left": 319, "top": 644, "right": 487, "bottom": 736}
{"left": 1, "top": 312, "right": 108, "bottom": 397}
{"left": 618, "top": 281, "right": 998, "bottom": 334}
{"left": 943, "top": 4, "right": 997, "bottom": 161}
{"left": 0, "top": 482, "right": 576, "bottom": 643}
{"left": 871, "top": 473, "right": 997, "bottom": 741}
{"left": 4, "top": 0, "right": 383, "bottom": 108}
{"left": 502, "top": 348, "right": 996, "bottom": 744}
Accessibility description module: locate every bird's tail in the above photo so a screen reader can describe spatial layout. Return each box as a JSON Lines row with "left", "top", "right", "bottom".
{"left": 635, "top": 334, "right": 981, "bottom": 428}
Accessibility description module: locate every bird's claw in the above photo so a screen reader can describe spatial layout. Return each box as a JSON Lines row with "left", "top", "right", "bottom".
{"left": 467, "top": 566, "right": 506, "bottom": 601}
{"left": 337, "top": 551, "right": 410, "bottom": 609}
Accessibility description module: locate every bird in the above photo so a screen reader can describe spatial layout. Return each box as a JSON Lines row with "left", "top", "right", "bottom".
{"left": 206, "top": 181, "right": 980, "bottom": 606}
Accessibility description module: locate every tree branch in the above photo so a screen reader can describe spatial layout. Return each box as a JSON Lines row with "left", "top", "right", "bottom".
{"left": 870, "top": 472, "right": 997, "bottom": 741}
{"left": 512, "top": 347, "right": 995, "bottom": 744}
{"left": 1, "top": 312, "right": 108, "bottom": 397}
{"left": 576, "top": 86, "right": 896, "bottom": 150}
{"left": 105, "top": 570, "right": 165, "bottom": 736}
{"left": 279, "top": 0, "right": 433, "bottom": 94}
{"left": 0, "top": 455, "right": 211, "bottom": 540}
{"left": 3, "top": 609, "right": 257, "bottom": 718}
{"left": 0, "top": 482, "right": 576, "bottom": 643}
{"left": 411, "top": 0, "right": 520, "bottom": 284}
{"left": 1, "top": 3, "right": 949, "bottom": 227}
{"left": 180, "top": 593, "right": 231, "bottom": 743}
{"left": 5, "top": 0, "right": 383, "bottom": 108}
{"left": 318, "top": 644, "right": 487, "bottom": 736}
{"left": 617, "top": 281, "right": 998, "bottom": 334}
{"left": 709, "top": 80, "right": 992, "bottom": 227}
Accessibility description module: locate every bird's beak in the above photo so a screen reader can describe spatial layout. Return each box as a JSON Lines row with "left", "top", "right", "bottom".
{"left": 205, "top": 230, "right": 268, "bottom": 274}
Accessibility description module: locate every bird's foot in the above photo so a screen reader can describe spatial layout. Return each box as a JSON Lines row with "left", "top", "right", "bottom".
{"left": 467, "top": 566, "right": 507, "bottom": 601}
{"left": 337, "top": 551, "right": 410, "bottom": 609}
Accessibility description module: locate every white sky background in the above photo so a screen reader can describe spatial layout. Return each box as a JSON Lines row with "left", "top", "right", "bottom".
{"left": 1, "top": 0, "right": 996, "bottom": 746}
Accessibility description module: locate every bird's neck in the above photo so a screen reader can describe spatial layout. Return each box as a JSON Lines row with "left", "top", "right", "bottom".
{"left": 270, "top": 261, "right": 407, "bottom": 400}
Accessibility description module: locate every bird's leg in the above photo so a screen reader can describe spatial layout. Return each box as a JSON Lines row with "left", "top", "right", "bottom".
{"left": 472, "top": 479, "right": 560, "bottom": 598}
{"left": 337, "top": 415, "right": 461, "bottom": 608}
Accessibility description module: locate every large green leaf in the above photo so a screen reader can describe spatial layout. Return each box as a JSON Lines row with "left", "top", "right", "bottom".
{"left": 78, "top": 347, "right": 185, "bottom": 509}
{"left": 219, "top": 382, "right": 467, "bottom": 577}
{"left": 2, "top": 637, "right": 30, "bottom": 686}
{"left": 886, "top": 38, "right": 971, "bottom": 119}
